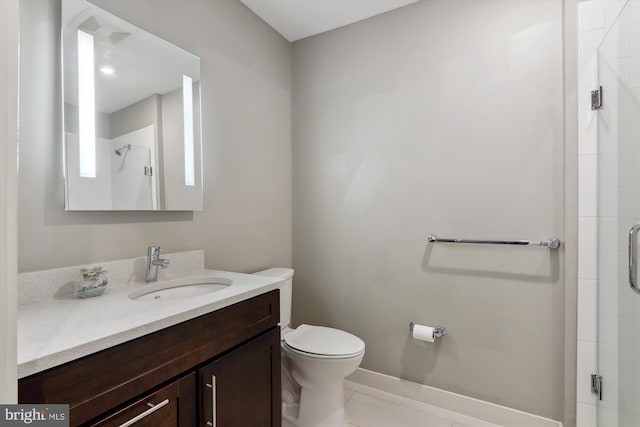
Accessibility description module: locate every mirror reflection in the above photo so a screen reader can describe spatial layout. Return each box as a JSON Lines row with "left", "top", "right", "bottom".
{"left": 62, "top": 0, "right": 203, "bottom": 211}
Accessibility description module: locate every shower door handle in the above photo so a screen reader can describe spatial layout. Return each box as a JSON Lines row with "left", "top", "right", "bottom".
{"left": 629, "top": 224, "right": 640, "bottom": 294}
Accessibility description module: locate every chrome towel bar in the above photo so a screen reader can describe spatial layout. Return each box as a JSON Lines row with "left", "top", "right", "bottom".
{"left": 428, "top": 234, "right": 560, "bottom": 249}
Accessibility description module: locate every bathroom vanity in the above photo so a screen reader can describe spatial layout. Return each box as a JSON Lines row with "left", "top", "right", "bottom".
{"left": 19, "top": 291, "right": 280, "bottom": 426}
{"left": 16, "top": 252, "right": 283, "bottom": 426}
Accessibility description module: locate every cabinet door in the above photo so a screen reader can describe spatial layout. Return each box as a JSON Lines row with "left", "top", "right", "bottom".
{"left": 87, "top": 373, "right": 196, "bottom": 427}
{"left": 199, "top": 327, "right": 281, "bottom": 427}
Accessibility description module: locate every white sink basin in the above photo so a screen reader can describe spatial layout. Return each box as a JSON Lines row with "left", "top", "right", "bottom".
{"left": 129, "top": 277, "right": 233, "bottom": 301}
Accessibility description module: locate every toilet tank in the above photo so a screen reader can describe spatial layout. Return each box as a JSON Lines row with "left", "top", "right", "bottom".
{"left": 252, "top": 268, "right": 294, "bottom": 329}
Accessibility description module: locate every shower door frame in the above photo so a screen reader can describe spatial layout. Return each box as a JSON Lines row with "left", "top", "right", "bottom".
{"left": 593, "top": 0, "right": 640, "bottom": 425}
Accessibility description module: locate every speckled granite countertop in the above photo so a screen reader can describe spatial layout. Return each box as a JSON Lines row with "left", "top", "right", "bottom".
{"left": 17, "top": 252, "right": 283, "bottom": 378}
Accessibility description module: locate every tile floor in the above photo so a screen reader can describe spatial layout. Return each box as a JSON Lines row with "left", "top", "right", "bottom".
{"left": 282, "top": 381, "right": 501, "bottom": 427}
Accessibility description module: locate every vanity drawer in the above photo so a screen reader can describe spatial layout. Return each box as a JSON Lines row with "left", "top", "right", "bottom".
{"left": 19, "top": 290, "right": 279, "bottom": 426}
{"left": 87, "top": 372, "right": 196, "bottom": 427}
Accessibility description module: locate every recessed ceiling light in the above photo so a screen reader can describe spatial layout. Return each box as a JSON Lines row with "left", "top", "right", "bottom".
{"left": 99, "top": 66, "right": 114, "bottom": 75}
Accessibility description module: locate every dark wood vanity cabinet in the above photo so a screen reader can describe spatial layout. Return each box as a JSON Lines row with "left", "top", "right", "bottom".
{"left": 199, "top": 328, "right": 280, "bottom": 427}
{"left": 19, "top": 290, "right": 281, "bottom": 427}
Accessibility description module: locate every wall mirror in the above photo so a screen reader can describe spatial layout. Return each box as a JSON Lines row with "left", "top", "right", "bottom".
{"left": 62, "top": 0, "right": 203, "bottom": 211}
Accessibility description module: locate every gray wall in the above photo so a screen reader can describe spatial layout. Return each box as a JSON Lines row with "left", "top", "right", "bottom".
{"left": 110, "top": 95, "right": 159, "bottom": 139}
{"left": 292, "top": 0, "right": 565, "bottom": 420}
{"left": 18, "top": 0, "right": 291, "bottom": 272}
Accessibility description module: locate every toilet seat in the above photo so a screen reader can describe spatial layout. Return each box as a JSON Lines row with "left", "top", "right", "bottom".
{"left": 282, "top": 324, "right": 365, "bottom": 359}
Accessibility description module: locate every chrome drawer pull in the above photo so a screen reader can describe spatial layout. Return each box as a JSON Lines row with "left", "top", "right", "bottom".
{"left": 117, "top": 398, "right": 169, "bottom": 427}
{"left": 205, "top": 375, "right": 217, "bottom": 427}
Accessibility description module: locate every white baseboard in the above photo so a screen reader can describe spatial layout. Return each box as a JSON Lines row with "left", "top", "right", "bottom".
{"left": 346, "top": 368, "right": 563, "bottom": 427}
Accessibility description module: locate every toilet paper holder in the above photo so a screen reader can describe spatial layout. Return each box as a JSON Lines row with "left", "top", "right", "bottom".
{"left": 409, "top": 322, "right": 447, "bottom": 338}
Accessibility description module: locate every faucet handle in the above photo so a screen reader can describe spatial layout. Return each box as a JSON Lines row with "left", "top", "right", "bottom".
{"left": 156, "top": 259, "right": 170, "bottom": 269}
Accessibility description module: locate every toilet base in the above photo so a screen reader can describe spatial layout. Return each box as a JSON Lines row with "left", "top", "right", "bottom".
{"left": 282, "top": 401, "right": 300, "bottom": 425}
{"left": 284, "top": 382, "right": 346, "bottom": 427}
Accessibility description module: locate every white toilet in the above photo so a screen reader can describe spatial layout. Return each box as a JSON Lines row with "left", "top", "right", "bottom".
{"left": 253, "top": 268, "right": 365, "bottom": 427}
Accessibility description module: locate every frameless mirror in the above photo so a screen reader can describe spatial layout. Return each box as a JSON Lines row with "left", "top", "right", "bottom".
{"left": 62, "top": 0, "right": 203, "bottom": 210}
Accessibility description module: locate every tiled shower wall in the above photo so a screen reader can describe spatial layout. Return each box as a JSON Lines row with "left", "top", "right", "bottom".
{"left": 577, "top": 0, "right": 630, "bottom": 426}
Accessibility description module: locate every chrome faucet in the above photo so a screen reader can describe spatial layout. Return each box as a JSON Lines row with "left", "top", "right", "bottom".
{"left": 145, "top": 246, "right": 170, "bottom": 282}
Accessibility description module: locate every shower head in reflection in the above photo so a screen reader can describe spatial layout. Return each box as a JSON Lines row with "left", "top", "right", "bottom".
{"left": 114, "top": 144, "right": 131, "bottom": 156}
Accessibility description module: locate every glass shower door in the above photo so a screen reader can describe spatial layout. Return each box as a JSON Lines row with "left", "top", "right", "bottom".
{"left": 596, "top": 0, "right": 640, "bottom": 425}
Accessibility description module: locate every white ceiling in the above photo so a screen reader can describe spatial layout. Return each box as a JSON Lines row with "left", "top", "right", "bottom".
{"left": 239, "top": 0, "right": 420, "bottom": 42}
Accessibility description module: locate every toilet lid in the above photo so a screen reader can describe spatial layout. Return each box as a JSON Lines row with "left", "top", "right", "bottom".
{"left": 283, "top": 324, "right": 365, "bottom": 357}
